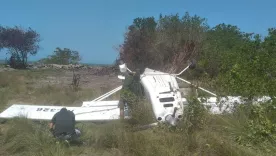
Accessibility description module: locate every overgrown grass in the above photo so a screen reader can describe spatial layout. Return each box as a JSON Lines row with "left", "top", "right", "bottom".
{"left": 0, "top": 69, "right": 101, "bottom": 110}
{"left": 0, "top": 69, "right": 275, "bottom": 156}
{"left": 1, "top": 103, "right": 274, "bottom": 156}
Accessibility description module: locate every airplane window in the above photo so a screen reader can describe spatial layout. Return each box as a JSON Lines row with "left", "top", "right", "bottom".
{"left": 159, "top": 97, "right": 175, "bottom": 102}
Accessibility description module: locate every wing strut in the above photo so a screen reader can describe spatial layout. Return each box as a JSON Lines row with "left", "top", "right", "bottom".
{"left": 92, "top": 86, "right": 122, "bottom": 102}
{"left": 176, "top": 76, "right": 217, "bottom": 97}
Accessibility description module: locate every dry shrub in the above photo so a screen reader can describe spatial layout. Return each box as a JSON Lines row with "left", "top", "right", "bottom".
{"left": 70, "top": 69, "right": 81, "bottom": 92}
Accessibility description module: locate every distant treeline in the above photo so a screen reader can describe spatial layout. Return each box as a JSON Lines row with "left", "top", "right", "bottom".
{"left": 0, "top": 59, "right": 112, "bottom": 67}
{"left": 0, "top": 26, "right": 112, "bottom": 68}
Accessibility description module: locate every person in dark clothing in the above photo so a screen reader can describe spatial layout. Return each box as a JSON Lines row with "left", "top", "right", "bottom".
{"left": 49, "top": 108, "right": 80, "bottom": 141}
{"left": 122, "top": 68, "right": 144, "bottom": 97}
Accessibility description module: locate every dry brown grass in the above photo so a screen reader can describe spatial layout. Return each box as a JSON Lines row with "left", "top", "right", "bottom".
{"left": 0, "top": 69, "right": 120, "bottom": 111}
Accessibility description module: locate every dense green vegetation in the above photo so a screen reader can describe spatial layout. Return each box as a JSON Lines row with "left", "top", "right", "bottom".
{"left": 118, "top": 12, "right": 276, "bottom": 96}
{"left": 116, "top": 12, "right": 276, "bottom": 155}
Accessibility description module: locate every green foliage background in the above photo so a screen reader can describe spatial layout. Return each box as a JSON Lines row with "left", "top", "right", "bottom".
{"left": 117, "top": 12, "right": 276, "bottom": 154}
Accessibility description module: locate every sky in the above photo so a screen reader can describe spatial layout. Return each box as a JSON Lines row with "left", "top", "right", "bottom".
{"left": 0, "top": 0, "right": 275, "bottom": 64}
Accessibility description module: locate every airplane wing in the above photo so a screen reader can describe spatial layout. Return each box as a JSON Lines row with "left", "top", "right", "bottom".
{"left": 0, "top": 83, "right": 124, "bottom": 122}
{"left": 0, "top": 100, "right": 129, "bottom": 122}
{"left": 183, "top": 96, "right": 272, "bottom": 114}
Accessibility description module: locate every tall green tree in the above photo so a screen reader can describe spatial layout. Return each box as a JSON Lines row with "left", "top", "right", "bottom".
{"left": 198, "top": 23, "right": 250, "bottom": 78}
{"left": 215, "top": 28, "right": 276, "bottom": 97}
{"left": 0, "top": 26, "right": 41, "bottom": 68}
{"left": 119, "top": 12, "right": 208, "bottom": 73}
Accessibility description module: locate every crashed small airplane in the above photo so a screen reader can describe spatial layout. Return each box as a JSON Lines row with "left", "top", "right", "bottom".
{"left": 0, "top": 61, "right": 272, "bottom": 127}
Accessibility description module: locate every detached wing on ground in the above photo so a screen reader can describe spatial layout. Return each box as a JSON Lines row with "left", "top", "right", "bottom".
{"left": 0, "top": 100, "right": 131, "bottom": 122}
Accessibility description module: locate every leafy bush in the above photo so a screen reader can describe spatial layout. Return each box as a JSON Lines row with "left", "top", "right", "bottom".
{"left": 234, "top": 102, "right": 276, "bottom": 146}
{"left": 39, "top": 47, "right": 81, "bottom": 65}
{"left": 182, "top": 97, "right": 209, "bottom": 133}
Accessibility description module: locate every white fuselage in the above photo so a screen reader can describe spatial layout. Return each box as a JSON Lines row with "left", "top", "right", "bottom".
{"left": 140, "top": 68, "right": 184, "bottom": 124}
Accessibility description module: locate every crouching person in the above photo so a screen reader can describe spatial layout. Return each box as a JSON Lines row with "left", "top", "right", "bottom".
{"left": 49, "top": 108, "right": 81, "bottom": 143}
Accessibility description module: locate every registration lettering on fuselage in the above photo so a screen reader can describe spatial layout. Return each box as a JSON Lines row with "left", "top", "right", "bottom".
{"left": 36, "top": 108, "right": 74, "bottom": 112}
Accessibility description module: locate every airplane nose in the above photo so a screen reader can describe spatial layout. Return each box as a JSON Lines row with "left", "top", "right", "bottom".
{"left": 165, "top": 114, "right": 178, "bottom": 126}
